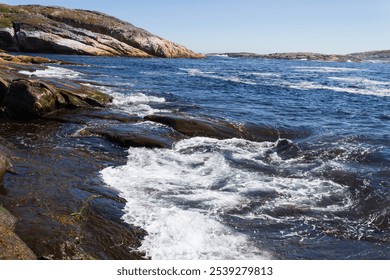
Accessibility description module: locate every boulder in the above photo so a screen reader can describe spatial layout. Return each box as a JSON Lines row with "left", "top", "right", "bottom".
{"left": 0, "top": 68, "right": 112, "bottom": 119}
{"left": 4, "top": 79, "right": 57, "bottom": 119}
{"left": 0, "top": 28, "right": 18, "bottom": 51}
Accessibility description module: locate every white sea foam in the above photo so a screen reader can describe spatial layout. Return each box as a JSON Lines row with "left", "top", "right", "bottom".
{"left": 329, "top": 77, "right": 390, "bottom": 86}
{"left": 19, "top": 66, "right": 81, "bottom": 79}
{"left": 208, "top": 54, "right": 229, "bottom": 58}
{"left": 101, "top": 137, "right": 351, "bottom": 259}
{"left": 107, "top": 92, "right": 167, "bottom": 116}
{"left": 293, "top": 66, "right": 360, "bottom": 73}
{"left": 250, "top": 72, "right": 281, "bottom": 78}
{"left": 110, "top": 92, "right": 166, "bottom": 105}
{"left": 288, "top": 81, "right": 390, "bottom": 97}
{"left": 182, "top": 68, "right": 257, "bottom": 85}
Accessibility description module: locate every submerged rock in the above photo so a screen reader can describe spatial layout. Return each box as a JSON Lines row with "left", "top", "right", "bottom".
{"left": 86, "top": 122, "right": 184, "bottom": 149}
{"left": 145, "top": 114, "right": 244, "bottom": 140}
{"left": 145, "top": 114, "right": 312, "bottom": 143}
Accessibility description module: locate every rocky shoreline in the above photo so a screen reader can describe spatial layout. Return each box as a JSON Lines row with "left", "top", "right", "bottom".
{"left": 0, "top": 52, "right": 149, "bottom": 259}
{"left": 0, "top": 50, "right": 311, "bottom": 259}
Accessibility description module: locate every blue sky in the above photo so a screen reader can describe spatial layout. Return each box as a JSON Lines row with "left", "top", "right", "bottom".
{"left": 2, "top": 0, "right": 389, "bottom": 54}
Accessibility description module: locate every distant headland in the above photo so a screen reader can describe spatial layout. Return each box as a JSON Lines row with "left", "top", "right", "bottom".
{"left": 208, "top": 50, "right": 390, "bottom": 62}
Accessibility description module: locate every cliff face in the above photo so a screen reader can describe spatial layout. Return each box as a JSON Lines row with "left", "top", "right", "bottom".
{"left": 0, "top": 4, "right": 204, "bottom": 58}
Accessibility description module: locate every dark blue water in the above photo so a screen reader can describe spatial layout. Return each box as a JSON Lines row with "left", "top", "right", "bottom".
{"left": 25, "top": 55, "right": 390, "bottom": 259}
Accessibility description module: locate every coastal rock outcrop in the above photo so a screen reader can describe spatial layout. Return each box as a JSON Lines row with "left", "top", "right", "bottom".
{"left": 2, "top": 79, "right": 112, "bottom": 119}
{"left": 0, "top": 52, "right": 112, "bottom": 119}
{"left": 349, "top": 50, "right": 390, "bottom": 61}
{"left": 0, "top": 4, "right": 204, "bottom": 58}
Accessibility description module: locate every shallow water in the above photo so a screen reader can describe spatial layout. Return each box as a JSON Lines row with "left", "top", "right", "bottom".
{"left": 22, "top": 55, "right": 390, "bottom": 259}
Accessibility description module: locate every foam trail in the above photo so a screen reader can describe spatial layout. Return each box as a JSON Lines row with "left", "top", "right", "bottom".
{"left": 288, "top": 81, "right": 390, "bottom": 97}
{"left": 19, "top": 66, "right": 81, "bottom": 78}
{"left": 101, "top": 137, "right": 352, "bottom": 259}
{"left": 81, "top": 83, "right": 168, "bottom": 117}
{"left": 182, "top": 68, "right": 257, "bottom": 85}
{"left": 293, "top": 66, "right": 360, "bottom": 73}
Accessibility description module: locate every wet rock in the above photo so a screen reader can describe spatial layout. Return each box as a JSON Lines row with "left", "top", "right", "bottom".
{"left": 145, "top": 114, "right": 243, "bottom": 140}
{"left": 87, "top": 122, "right": 183, "bottom": 148}
{"left": 0, "top": 62, "right": 112, "bottom": 119}
{"left": 0, "top": 119, "right": 146, "bottom": 259}
{"left": 0, "top": 206, "right": 37, "bottom": 259}
{"left": 4, "top": 79, "right": 57, "bottom": 119}
{"left": 145, "top": 114, "right": 312, "bottom": 144}
{"left": 240, "top": 122, "right": 312, "bottom": 142}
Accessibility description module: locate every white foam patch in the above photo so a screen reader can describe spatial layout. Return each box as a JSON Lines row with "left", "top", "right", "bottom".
{"left": 19, "top": 66, "right": 81, "bottom": 79}
{"left": 80, "top": 83, "right": 170, "bottom": 117}
{"left": 293, "top": 66, "right": 360, "bottom": 73}
{"left": 288, "top": 81, "right": 390, "bottom": 97}
{"left": 182, "top": 68, "right": 257, "bottom": 85}
{"left": 107, "top": 92, "right": 168, "bottom": 116}
{"left": 329, "top": 77, "right": 390, "bottom": 86}
{"left": 251, "top": 72, "right": 281, "bottom": 78}
{"left": 80, "top": 83, "right": 168, "bottom": 117}
{"left": 101, "top": 137, "right": 351, "bottom": 259}
{"left": 111, "top": 92, "right": 166, "bottom": 105}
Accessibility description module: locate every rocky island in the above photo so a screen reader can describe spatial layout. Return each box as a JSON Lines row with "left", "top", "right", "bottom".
{"left": 210, "top": 50, "right": 390, "bottom": 62}
{"left": 210, "top": 52, "right": 362, "bottom": 62}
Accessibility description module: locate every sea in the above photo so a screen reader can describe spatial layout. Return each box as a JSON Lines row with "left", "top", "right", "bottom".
{"left": 20, "top": 55, "right": 390, "bottom": 260}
